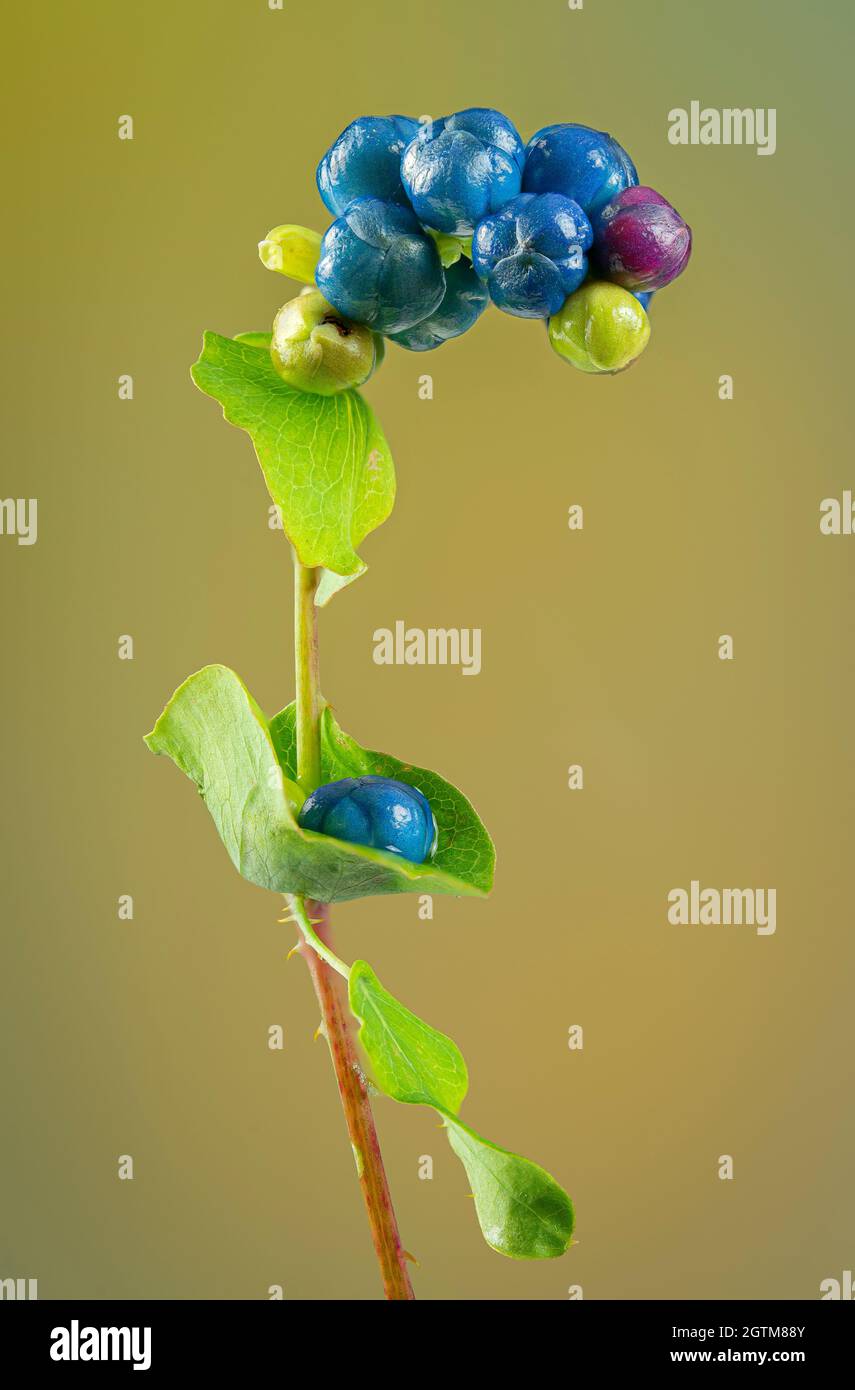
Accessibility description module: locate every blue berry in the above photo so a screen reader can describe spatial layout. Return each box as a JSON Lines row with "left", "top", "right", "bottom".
{"left": 386, "top": 258, "right": 488, "bottom": 350}
{"left": 472, "top": 193, "right": 593, "bottom": 318}
{"left": 316, "top": 115, "right": 420, "bottom": 217}
{"left": 298, "top": 776, "right": 437, "bottom": 864}
{"left": 315, "top": 197, "right": 445, "bottom": 334}
{"left": 522, "top": 123, "right": 637, "bottom": 218}
{"left": 401, "top": 108, "right": 525, "bottom": 236}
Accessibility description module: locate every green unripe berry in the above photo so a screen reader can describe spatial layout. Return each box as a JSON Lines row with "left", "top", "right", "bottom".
{"left": 270, "top": 289, "right": 384, "bottom": 395}
{"left": 548, "top": 280, "right": 650, "bottom": 374}
{"left": 258, "top": 224, "right": 322, "bottom": 284}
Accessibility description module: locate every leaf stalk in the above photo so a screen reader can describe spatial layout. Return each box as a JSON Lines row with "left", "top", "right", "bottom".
{"left": 287, "top": 894, "right": 350, "bottom": 979}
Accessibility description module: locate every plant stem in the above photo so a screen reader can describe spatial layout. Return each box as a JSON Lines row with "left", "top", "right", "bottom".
{"left": 291, "top": 548, "right": 415, "bottom": 1302}
{"left": 293, "top": 552, "right": 322, "bottom": 792}
{"left": 288, "top": 894, "right": 349, "bottom": 980}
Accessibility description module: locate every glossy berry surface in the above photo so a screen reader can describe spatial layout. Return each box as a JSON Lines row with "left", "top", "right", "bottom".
{"left": 523, "top": 123, "right": 637, "bottom": 218}
{"left": 472, "top": 193, "right": 593, "bottom": 318}
{"left": 593, "top": 186, "right": 691, "bottom": 292}
{"left": 270, "top": 288, "right": 383, "bottom": 394}
{"left": 315, "top": 197, "right": 446, "bottom": 334}
{"left": 298, "top": 775, "right": 437, "bottom": 863}
{"left": 548, "top": 280, "right": 651, "bottom": 374}
{"left": 316, "top": 115, "right": 420, "bottom": 217}
{"left": 386, "top": 258, "right": 488, "bottom": 350}
{"left": 401, "top": 108, "right": 525, "bottom": 236}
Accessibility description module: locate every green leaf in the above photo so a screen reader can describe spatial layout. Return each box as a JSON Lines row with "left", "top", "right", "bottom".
{"left": 446, "top": 1117, "right": 575, "bottom": 1260}
{"left": 348, "top": 960, "right": 468, "bottom": 1112}
{"left": 270, "top": 703, "right": 495, "bottom": 896}
{"left": 143, "top": 663, "right": 297, "bottom": 886}
{"left": 146, "top": 665, "right": 494, "bottom": 903}
{"left": 233, "top": 331, "right": 273, "bottom": 348}
{"left": 345, "top": 958, "right": 573, "bottom": 1260}
{"left": 191, "top": 332, "right": 395, "bottom": 596}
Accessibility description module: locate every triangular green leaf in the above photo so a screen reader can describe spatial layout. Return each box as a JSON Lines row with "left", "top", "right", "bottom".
{"left": 146, "top": 666, "right": 493, "bottom": 903}
{"left": 348, "top": 960, "right": 468, "bottom": 1112}
{"left": 446, "top": 1117, "right": 575, "bottom": 1260}
{"left": 191, "top": 332, "right": 395, "bottom": 593}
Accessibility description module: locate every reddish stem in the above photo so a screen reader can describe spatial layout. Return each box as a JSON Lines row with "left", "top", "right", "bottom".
{"left": 299, "top": 900, "right": 415, "bottom": 1301}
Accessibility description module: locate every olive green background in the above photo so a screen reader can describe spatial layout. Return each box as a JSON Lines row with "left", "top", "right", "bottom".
{"left": 2, "top": 0, "right": 853, "bottom": 1300}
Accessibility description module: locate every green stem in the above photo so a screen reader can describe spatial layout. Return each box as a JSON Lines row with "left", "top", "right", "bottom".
{"left": 291, "top": 549, "right": 415, "bottom": 1302}
{"left": 293, "top": 550, "right": 322, "bottom": 792}
{"left": 288, "top": 894, "right": 349, "bottom": 979}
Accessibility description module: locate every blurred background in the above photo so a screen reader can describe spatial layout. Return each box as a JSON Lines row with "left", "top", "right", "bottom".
{"left": 2, "top": 0, "right": 853, "bottom": 1300}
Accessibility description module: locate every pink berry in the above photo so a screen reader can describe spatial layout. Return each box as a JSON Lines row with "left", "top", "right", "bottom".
{"left": 594, "top": 186, "right": 692, "bottom": 292}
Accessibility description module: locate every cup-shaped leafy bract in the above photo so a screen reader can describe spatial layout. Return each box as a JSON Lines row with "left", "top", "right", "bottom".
{"left": 144, "top": 665, "right": 494, "bottom": 904}
{"left": 191, "top": 331, "right": 394, "bottom": 604}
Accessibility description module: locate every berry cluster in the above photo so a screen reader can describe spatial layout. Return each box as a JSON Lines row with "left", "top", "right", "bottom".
{"left": 304, "top": 109, "right": 691, "bottom": 378}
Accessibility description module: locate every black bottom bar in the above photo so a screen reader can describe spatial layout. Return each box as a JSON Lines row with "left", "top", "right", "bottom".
{"left": 1, "top": 1298, "right": 849, "bottom": 1374}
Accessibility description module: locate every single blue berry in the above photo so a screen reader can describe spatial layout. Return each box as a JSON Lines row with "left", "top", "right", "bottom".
{"left": 316, "top": 115, "right": 420, "bottom": 217}
{"left": 315, "top": 197, "right": 446, "bottom": 334}
{"left": 472, "top": 193, "right": 593, "bottom": 318}
{"left": 401, "top": 108, "right": 525, "bottom": 236}
{"left": 298, "top": 775, "right": 437, "bottom": 864}
{"left": 522, "top": 123, "right": 637, "bottom": 218}
{"left": 386, "top": 258, "right": 488, "bottom": 350}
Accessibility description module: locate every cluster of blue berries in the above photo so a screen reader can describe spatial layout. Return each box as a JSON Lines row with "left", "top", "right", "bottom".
{"left": 278, "top": 112, "right": 693, "bottom": 865}
{"left": 313, "top": 109, "right": 691, "bottom": 362}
